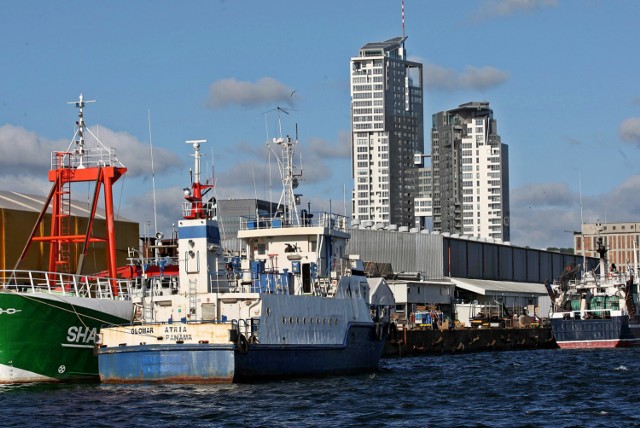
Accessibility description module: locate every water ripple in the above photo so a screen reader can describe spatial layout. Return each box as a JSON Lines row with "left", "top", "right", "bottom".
{"left": 2, "top": 348, "right": 640, "bottom": 427}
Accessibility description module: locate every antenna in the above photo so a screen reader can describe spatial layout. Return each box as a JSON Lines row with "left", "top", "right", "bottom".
{"left": 187, "top": 140, "right": 207, "bottom": 185}
{"left": 148, "top": 110, "right": 158, "bottom": 239}
{"left": 66, "top": 93, "right": 95, "bottom": 169}
{"left": 579, "top": 174, "right": 585, "bottom": 271}
{"left": 65, "top": 93, "right": 124, "bottom": 169}
{"left": 265, "top": 107, "right": 303, "bottom": 226}
{"left": 401, "top": 0, "right": 405, "bottom": 37}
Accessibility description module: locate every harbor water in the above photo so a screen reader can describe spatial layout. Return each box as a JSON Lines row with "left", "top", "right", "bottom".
{"left": 2, "top": 348, "right": 639, "bottom": 427}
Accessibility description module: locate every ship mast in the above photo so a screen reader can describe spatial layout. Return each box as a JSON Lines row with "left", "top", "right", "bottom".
{"left": 182, "top": 140, "right": 214, "bottom": 220}
{"left": 14, "top": 94, "right": 127, "bottom": 295}
{"left": 268, "top": 108, "right": 302, "bottom": 226}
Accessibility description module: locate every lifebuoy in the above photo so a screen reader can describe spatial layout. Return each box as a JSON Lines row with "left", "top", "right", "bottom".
{"left": 237, "top": 333, "right": 249, "bottom": 354}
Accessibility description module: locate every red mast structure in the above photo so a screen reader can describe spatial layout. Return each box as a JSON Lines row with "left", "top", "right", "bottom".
{"left": 15, "top": 94, "right": 127, "bottom": 294}
{"left": 182, "top": 140, "right": 214, "bottom": 220}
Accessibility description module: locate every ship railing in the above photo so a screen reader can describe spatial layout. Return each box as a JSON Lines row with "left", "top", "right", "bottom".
{"left": 182, "top": 201, "right": 217, "bottom": 219}
{"left": 239, "top": 211, "right": 348, "bottom": 231}
{"left": 51, "top": 146, "right": 121, "bottom": 170}
{"left": 0, "top": 270, "right": 133, "bottom": 300}
{"left": 234, "top": 317, "right": 260, "bottom": 339}
{"left": 558, "top": 308, "right": 623, "bottom": 320}
{"left": 579, "top": 269, "right": 636, "bottom": 285}
{"left": 208, "top": 272, "right": 237, "bottom": 293}
{"left": 130, "top": 275, "right": 179, "bottom": 299}
{"left": 139, "top": 255, "right": 180, "bottom": 268}
{"left": 230, "top": 267, "right": 300, "bottom": 295}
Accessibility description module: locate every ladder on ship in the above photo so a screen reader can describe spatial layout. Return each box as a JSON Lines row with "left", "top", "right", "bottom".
{"left": 54, "top": 152, "right": 73, "bottom": 273}
{"left": 189, "top": 279, "right": 197, "bottom": 318}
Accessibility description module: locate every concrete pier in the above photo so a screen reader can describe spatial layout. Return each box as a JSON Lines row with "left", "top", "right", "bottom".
{"left": 383, "top": 327, "right": 557, "bottom": 357}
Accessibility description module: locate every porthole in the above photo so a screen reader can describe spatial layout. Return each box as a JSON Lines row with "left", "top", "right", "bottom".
{"left": 266, "top": 307, "right": 271, "bottom": 316}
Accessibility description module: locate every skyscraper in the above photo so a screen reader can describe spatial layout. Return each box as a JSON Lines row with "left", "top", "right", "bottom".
{"left": 431, "top": 102, "right": 510, "bottom": 241}
{"left": 350, "top": 36, "right": 424, "bottom": 228}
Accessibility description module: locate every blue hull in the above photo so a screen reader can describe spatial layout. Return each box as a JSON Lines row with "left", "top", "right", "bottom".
{"left": 550, "top": 315, "right": 640, "bottom": 349}
{"left": 99, "top": 344, "right": 235, "bottom": 383}
{"left": 234, "top": 324, "right": 385, "bottom": 381}
{"left": 98, "top": 324, "right": 385, "bottom": 383}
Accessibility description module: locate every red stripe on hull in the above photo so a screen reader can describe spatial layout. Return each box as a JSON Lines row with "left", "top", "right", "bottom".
{"left": 557, "top": 339, "right": 640, "bottom": 349}
{"left": 557, "top": 340, "right": 620, "bottom": 349}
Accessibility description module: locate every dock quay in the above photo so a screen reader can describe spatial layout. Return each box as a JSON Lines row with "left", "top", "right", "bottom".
{"left": 383, "top": 326, "right": 557, "bottom": 357}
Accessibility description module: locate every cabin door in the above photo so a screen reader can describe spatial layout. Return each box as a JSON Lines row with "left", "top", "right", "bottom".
{"left": 302, "top": 263, "right": 311, "bottom": 293}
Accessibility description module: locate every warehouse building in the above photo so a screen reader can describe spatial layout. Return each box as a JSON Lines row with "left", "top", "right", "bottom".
{"left": 0, "top": 190, "right": 138, "bottom": 275}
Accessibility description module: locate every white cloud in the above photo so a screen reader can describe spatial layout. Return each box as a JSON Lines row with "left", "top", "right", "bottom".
{"left": 212, "top": 131, "right": 349, "bottom": 199}
{"left": 509, "top": 182, "right": 577, "bottom": 248}
{"left": 0, "top": 124, "right": 181, "bottom": 183}
{"left": 307, "top": 131, "right": 351, "bottom": 159}
{"left": 619, "top": 117, "right": 640, "bottom": 147}
{"left": 511, "top": 182, "right": 575, "bottom": 208}
{"left": 86, "top": 125, "right": 182, "bottom": 178}
{"left": 206, "top": 77, "right": 295, "bottom": 109}
{"left": 0, "top": 174, "right": 51, "bottom": 196}
{"left": 121, "top": 185, "right": 184, "bottom": 235}
{"left": 424, "top": 64, "right": 509, "bottom": 92}
{"left": 509, "top": 177, "right": 640, "bottom": 249}
{"left": 0, "top": 125, "right": 59, "bottom": 175}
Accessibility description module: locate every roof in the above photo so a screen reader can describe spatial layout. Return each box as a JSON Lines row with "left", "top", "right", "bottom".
{"left": 360, "top": 36, "right": 406, "bottom": 52}
{"left": 367, "top": 277, "right": 396, "bottom": 306}
{"left": 452, "top": 277, "right": 548, "bottom": 296}
{"left": 0, "top": 190, "right": 134, "bottom": 222}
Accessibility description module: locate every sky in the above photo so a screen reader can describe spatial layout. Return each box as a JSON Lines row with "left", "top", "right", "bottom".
{"left": 1, "top": 0, "right": 639, "bottom": 250}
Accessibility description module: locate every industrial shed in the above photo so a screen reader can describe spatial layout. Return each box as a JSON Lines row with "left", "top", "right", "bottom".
{"left": 452, "top": 277, "right": 551, "bottom": 323}
{"left": 0, "top": 190, "right": 139, "bottom": 275}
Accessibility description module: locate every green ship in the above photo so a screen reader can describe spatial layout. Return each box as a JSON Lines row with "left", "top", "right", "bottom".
{"left": 0, "top": 274, "right": 134, "bottom": 383}
{"left": 0, "top": 94, "right": 135, "bottom": 383}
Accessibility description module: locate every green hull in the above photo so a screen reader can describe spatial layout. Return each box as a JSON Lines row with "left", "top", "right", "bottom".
{"left": 0, "top": 292, "right": 133, "bottom": 383}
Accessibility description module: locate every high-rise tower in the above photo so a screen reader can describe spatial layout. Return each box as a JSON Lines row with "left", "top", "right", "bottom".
{"left": 431, "top": 102, "right": 510, "bottom": 241}
{"left": 350, "top": 36, "right": 423, "bottom": 228}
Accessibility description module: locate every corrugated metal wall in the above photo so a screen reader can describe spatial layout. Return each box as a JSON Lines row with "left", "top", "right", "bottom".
{"left": 346, "top": 229, "right": 444, "bottom": 279}
{"left": 346, "top": 229, "right": 597, "bottom": 284}
{"left": 1, "top": 208, "right": 139, "bottom": 274}
{"left": 444, "top": 238, "right": 594, "bottom": 283}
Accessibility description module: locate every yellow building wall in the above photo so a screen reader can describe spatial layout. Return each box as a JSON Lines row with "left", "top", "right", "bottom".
{"left": 1, "top": 208, "right": 138, "bottom": 276}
